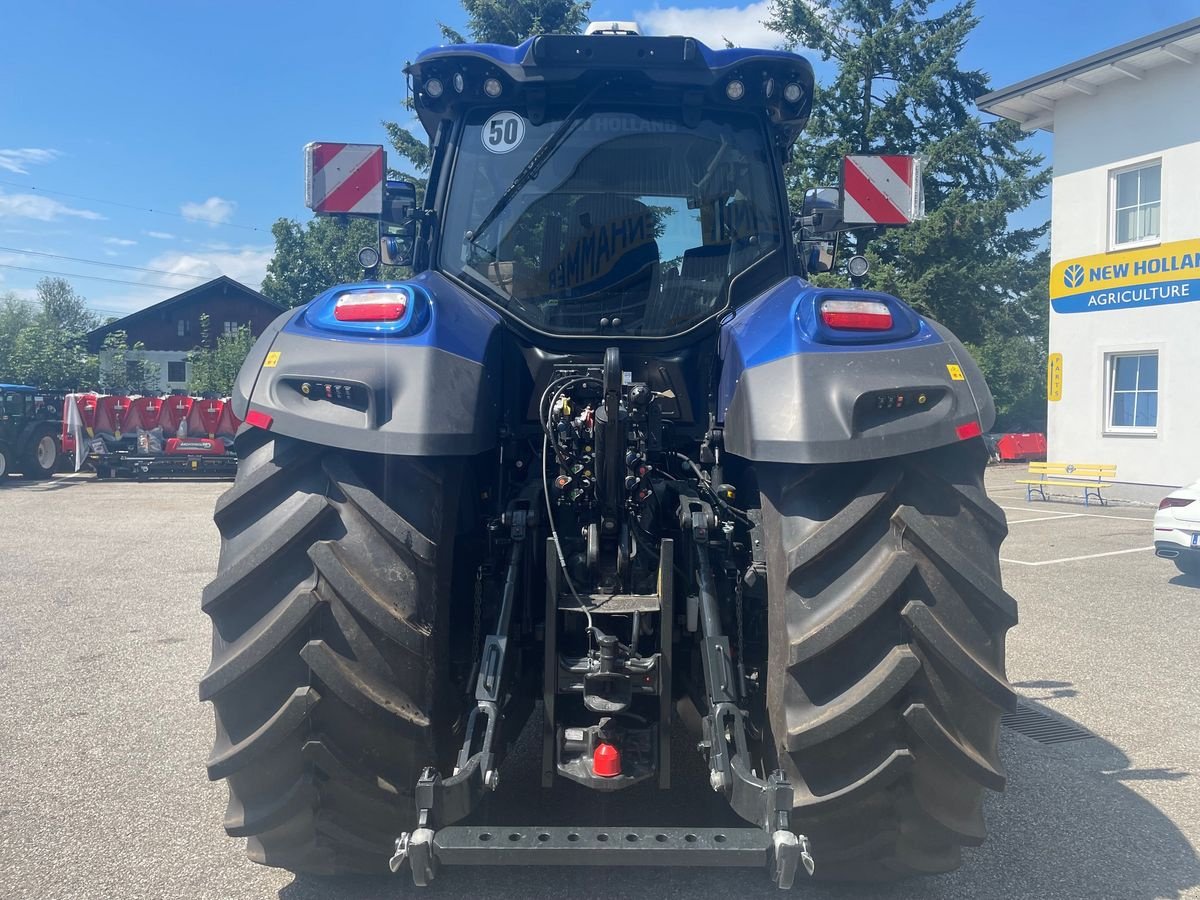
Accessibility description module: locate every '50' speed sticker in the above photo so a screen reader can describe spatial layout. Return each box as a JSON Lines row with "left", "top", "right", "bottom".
{"left": 482, "top": 111, "right": 525, "bottom": 154}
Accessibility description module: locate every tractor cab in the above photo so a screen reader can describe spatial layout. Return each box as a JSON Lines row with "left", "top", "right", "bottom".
{"left": 400, "top": 32, "right": 814, "bottom": 338}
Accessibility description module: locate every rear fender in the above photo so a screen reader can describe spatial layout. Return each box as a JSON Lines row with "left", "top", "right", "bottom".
{"left": 233, "top": 272, "right": 503, "bottom": 456}
{"left": 719, "top": 278, "right": 994, "bottom": 464}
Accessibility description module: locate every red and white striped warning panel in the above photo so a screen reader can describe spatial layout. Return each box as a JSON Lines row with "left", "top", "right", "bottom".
{"left": 841, "top": 155, "right": 924, "bottom": 226}
{"left": 304, "top": 142, "right": 385, "bottom": 216}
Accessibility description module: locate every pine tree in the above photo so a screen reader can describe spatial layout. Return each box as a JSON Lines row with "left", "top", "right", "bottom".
{"left": 768, "top": 0, "right": 1049, "bottom": 427}
{"left": 449, "top": 0, "right": 591, "bottom": 44}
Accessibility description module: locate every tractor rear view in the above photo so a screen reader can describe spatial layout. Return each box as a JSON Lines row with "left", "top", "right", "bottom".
{"left": 201, "top": 23, "right": 1016, "bottom": 888}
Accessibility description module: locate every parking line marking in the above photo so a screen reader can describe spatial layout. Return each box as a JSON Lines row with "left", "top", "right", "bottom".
{"left": 1007, "top": 514, "right": 1084, "bottom": 524}
{"left": 998, "top": 506, "right": 1154, "bottom": 523}
{"left": 1001, "top": 546, "right": 1155, "bottom": 567}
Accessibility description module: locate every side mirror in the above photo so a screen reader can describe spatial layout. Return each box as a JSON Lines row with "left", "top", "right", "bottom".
{"left": 379, "top": 180, "right": 418, "bottom": 267}
{"left": 797, "top": 187, "right": 841, "bottom": 273}
{"left": 799, "top": 187, "right": 843, "bottom": 236}
{"left": 382, "top": 179, "right": 416, "bottom": 225}
{"left": 805, "top": 238, "right": 838, "bottom": 275}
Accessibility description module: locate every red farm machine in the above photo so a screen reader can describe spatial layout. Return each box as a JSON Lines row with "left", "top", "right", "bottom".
{"left": 62, "top": 393, "right": 240, "bottom": 480}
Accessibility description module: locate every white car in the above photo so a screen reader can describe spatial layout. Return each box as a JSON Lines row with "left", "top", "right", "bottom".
{"left": 1154, "top": 480, "right": 1200, "bottom": 576}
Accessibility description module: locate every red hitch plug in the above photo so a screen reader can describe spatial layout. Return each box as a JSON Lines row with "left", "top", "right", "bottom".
{"left": 593, "top": 741, "right": 621, "bottom": 777}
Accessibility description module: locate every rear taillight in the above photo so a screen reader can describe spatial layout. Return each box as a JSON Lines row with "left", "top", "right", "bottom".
{"left": 333, "top": 291, "right": 408, "bottom": 322}
{"left": 1159, "top": 497, "right": 1194, "bottom": 510}
{"left": 820, "top": 299, "right": 893, "bottom": 331}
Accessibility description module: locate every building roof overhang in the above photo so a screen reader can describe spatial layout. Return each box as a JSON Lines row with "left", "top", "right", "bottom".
{"left": 86, "top": 275, "right": 283, "bottom": 342}
{"left": 977, "top": 17, "right": 1200, "bottom": 133}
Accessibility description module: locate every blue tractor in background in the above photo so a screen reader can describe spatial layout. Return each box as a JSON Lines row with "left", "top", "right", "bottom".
{"left": 201, "top": 24, "right": 1016, "bottom": 888}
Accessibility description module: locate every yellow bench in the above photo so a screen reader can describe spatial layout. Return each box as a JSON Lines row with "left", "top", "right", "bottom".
{"left": 1016, "top": 462, "right": 1116, "bottom": 507}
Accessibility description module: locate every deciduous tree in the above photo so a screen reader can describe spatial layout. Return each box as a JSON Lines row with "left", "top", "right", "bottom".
{"left": 188, "top": 313, "right": 256, "bottom": 396}
{"left": 0, "top": 279, "right": 101, "bottom": 389}
{"left": 260, "top": 217, "right": 383, "bottom": 308}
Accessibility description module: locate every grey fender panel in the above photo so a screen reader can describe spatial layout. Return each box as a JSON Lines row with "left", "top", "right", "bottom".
{"left": 722, "top": 325, "right": 994, "bottom": 464}
{"left": 231, "top": 307, "right": 297, "bottom": 421}
{"left": 235, "top": 326, "right": 498, "bottom": 457}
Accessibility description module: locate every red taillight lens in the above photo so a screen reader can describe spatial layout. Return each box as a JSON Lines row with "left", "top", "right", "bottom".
{"left": 333, "top": 291, "right": 408, "bottom": 322}
{"left": 955, "top": 421, "right": 982, "bottom": 441}
{"left": 820, "top": 299, "right": 893, "bottom": 331}
{"left": 1159, "top": 497, "right": 1194, "bottom": 510}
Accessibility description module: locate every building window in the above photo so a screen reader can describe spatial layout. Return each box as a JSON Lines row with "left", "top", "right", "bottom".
{"left": 1111, "top": 161, "right": 1160, "bottom": 247}
{"left": 223, "top": 320, "right": 238, "bottom": 336}
{"left": 177, "top": 318, "right": 191, "bottom": 338}
{"left": 1106, "top": 352, "right": 1158, "bottom": 433}
{"left": 167, "top": 360, "right": 187, "bottom": 383}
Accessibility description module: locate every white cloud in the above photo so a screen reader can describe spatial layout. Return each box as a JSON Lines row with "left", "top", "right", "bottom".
{"left": 0, "top": 191, "right": 104, "bottom": 222}
{"left": 0, "top": 148, "right": 61, "bottom": 175}
{"left": 144, "top": 230, "right": 176, "bottom": 240}
{"left": 180, "top": 196, "right": 237, "bottom": 226}
{"left": 637, "top": 1, "right": 783, "bottom": 49}
{"left": 145, "top": 245, "right": 272, "bottom": 291}
{"left": 103, "top": 236, "right": 137, "bottom": 247}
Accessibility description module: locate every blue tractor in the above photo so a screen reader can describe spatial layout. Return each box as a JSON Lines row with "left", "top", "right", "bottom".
{"left": 201, "top": 25, "right": 1016, "bottom": 888}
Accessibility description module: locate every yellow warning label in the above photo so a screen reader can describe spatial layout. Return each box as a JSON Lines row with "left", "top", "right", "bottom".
{"left": 946, "top": 364, "right": 965, "bottom": 381}
{"left": 263, "top": 351, "right": 281, "bottom": 368}
{"left": 1047, "top": 352, "right": 1063, "bottom": 402}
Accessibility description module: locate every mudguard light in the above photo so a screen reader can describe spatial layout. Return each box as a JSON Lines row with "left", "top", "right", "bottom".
{"left": 820, "top": 299, "right": 893, "bottom": 331}
{"left": 334, "top": 291, "right": 408, "bottom": 322}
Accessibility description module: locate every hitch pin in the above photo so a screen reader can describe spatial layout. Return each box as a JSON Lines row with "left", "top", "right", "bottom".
{"left": 389, "top": 833, "right": 411, "bottom": 874}
{"left": 799, "top": 834, "right": 815, "bottom": 877}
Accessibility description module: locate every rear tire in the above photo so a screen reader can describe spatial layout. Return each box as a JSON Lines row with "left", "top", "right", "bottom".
{"left": 0, "top": 444, "right": 10, "bottom": 480}
{"left": 756, "top": 438, "right": 1017, "bottom": 880}
{"left": 20, "top": 428, "right": 60, "bottom": 479}
{"left": 201, "top": 428, "right": 467, "bottom": 874}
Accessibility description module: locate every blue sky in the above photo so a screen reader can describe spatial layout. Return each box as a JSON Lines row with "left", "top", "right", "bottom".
{"left": 0, "top": 1, "right": 1194, "bottom": 317}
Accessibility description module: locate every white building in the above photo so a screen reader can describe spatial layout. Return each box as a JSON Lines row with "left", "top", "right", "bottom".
{"left": 979, "top": 18, "right": 1200, "bottom": 487}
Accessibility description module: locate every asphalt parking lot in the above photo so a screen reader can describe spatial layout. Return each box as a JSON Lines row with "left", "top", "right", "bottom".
{"left": 1, "top": 465, "right": 1198, "bottom": 899}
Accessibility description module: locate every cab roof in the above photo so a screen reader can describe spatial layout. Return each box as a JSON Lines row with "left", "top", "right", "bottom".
{"left": 406, "top": 33, "right": 815, "bottom": 151}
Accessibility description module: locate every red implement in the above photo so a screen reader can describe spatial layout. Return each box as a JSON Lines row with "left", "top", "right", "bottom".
{"left": 95, "top": 395, "right": 133, "bottom": 440}
{"left": 161, "top": 396, "right": 194, "bottom": 437}
{"left": 995, "top": 432, "right": 1047, "bottom": 462}
{"left": 165, "top": 436, "right": 226, "bottom": 456}
{"left": 193, "top": 398, "right": 226, "bottom": 439}
{"left": 128, "top": 396, "right": 164, "bottom": 432}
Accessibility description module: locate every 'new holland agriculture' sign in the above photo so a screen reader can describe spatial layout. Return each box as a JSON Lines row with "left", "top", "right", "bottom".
{"left": 1050, "top": 237, "right": 1200, "bottom": 314}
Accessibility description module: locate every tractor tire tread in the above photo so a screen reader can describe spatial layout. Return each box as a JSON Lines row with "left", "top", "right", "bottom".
{"left": 202, "top": 431, "right": 460, "bottom": 874}
{"left": 759, "top": 438, "right": 1016, "bottom": 879}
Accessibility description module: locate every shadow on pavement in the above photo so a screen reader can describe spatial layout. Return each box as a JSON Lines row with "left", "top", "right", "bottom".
{"left": 1168, "top": 573, "right": 1200, "bottom": 589}
{"left": 277, "top": 702, "right": 1200, "bottom": 900}
{"left": 1010, "top": 678, "right": 1079, "bottom": 700}
{"left": 1, "top": 475, "right": 92, "bottom": 491}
